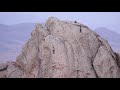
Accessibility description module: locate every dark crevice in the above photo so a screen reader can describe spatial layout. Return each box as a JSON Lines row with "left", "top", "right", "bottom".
{"left": 108, "top": 47, "right": 116, "bottom": 60}
{"left": 114, "top": 53, "right": 120, "bottom": 68}
{"left": 43, "top": 39, "right": 45, "bottom": 41}
{"left": 75, "top": 24, "right": 82, "bottom": 33}
{"left": 53, "top": 50, "right": 55, "bottom": 54}
{"left": 93, "top": 47, "right": 101, "bottom": 78}
{"left": 98, "top": 39, "right": 104, "bottom": 46}
{"left": 37, "top": 58, "right": 42, "bottom": 78}
{"left": 91, "top": 63, "right": 99, "bottom": 78}
{"left": 76, "top": 70, "right": 79, "bottom": 78}
{"left": 91, "top": 52, "right": 99, "bottom": 78}
{"left": 0, "top": 65, "right": 8, "bottom": 71}
{"left": 111, "top": 53, "right": 116, "bottom": 60}
{"left": 52, "top": 46, "right": 55, "bottom": 54}
{"left": 90, "top": 36, "right": 102, "bottom": 78}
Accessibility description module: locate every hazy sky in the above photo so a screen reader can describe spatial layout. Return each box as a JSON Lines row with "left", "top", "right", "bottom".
{"left": 0, "top": 12, "right": 120, "bottom": 33}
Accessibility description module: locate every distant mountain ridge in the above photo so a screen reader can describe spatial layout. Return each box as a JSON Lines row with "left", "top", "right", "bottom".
{"left": 95, "top": 27, "right": 120, "bottom": 53}
{"left": 0, "top": 23, "right": 36, "bottom": 62}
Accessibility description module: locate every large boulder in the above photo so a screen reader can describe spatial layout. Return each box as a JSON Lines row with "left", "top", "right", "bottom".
{"left": 1, "top": 17, "right": 120, "bottom": 78}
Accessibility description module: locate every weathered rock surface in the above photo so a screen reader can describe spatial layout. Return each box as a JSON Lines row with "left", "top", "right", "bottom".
{"left": 0, "top": 61, "right": 23, "bottom": 78}
{"left": 115, "top": 53, "right": 120, "bottom": 68}
{"left": 0, "top": 63, "right": 8, "bottom": 71}
{"left": 0, "top": 63, "right": 8, "bottom": 78}
{"left": 1, "top": 17, "right": 120, "bottom": 78}
{"left": 6, "top": 61, "right": 23, "bottom": 78}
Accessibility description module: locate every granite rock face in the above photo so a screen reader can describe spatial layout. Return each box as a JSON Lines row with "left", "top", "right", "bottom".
{"left": 0, "top": 63, "right": 8, "bottom": 78}
{"left": 1, "top": 17, "right": 120, "bottom": 78}
{"left": 0, "top": 61, "right": 23, "bottom": 78}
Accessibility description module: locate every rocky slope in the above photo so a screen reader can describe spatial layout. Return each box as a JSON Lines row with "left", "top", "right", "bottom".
{"left": 0, "top": 17, "right": 120, "bottom": 78}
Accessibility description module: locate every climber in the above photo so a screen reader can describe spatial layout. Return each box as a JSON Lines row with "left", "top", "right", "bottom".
{"left": 74, "top": 21, "right": 77, "bottom": 23}
{"left": 52, "top": 46, "right": 55, "bottom": 54}
{"left": 80, "top": 25, "right": 81, "bottom": 32}
{"left": 74, "top": 21, "right": 81, "bottom": 32}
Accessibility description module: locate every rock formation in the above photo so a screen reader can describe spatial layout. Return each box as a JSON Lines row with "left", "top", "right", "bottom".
{"left": 0, "top": 17, "right": 120, "bottom": 78}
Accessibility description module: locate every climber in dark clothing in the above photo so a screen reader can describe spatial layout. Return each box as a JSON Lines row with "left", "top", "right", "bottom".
{"left": 74, "top": 21, "right": 77, "bottom": 23}
{"left": 80, "top": 25, "right": 81, "bottom": 32}
{"left": 74, "top": 21, "right": 81, "bottom": 32}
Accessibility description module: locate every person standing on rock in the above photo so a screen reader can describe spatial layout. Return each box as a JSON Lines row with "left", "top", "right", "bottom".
{"left": 74, "top": 21, "right": 81, "bottom": 32}
{"left": 74, "top": 21, "right": 77, "bottom": 23}
{"left": 80, "top": 25, "right": 81, "bottom": 32}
